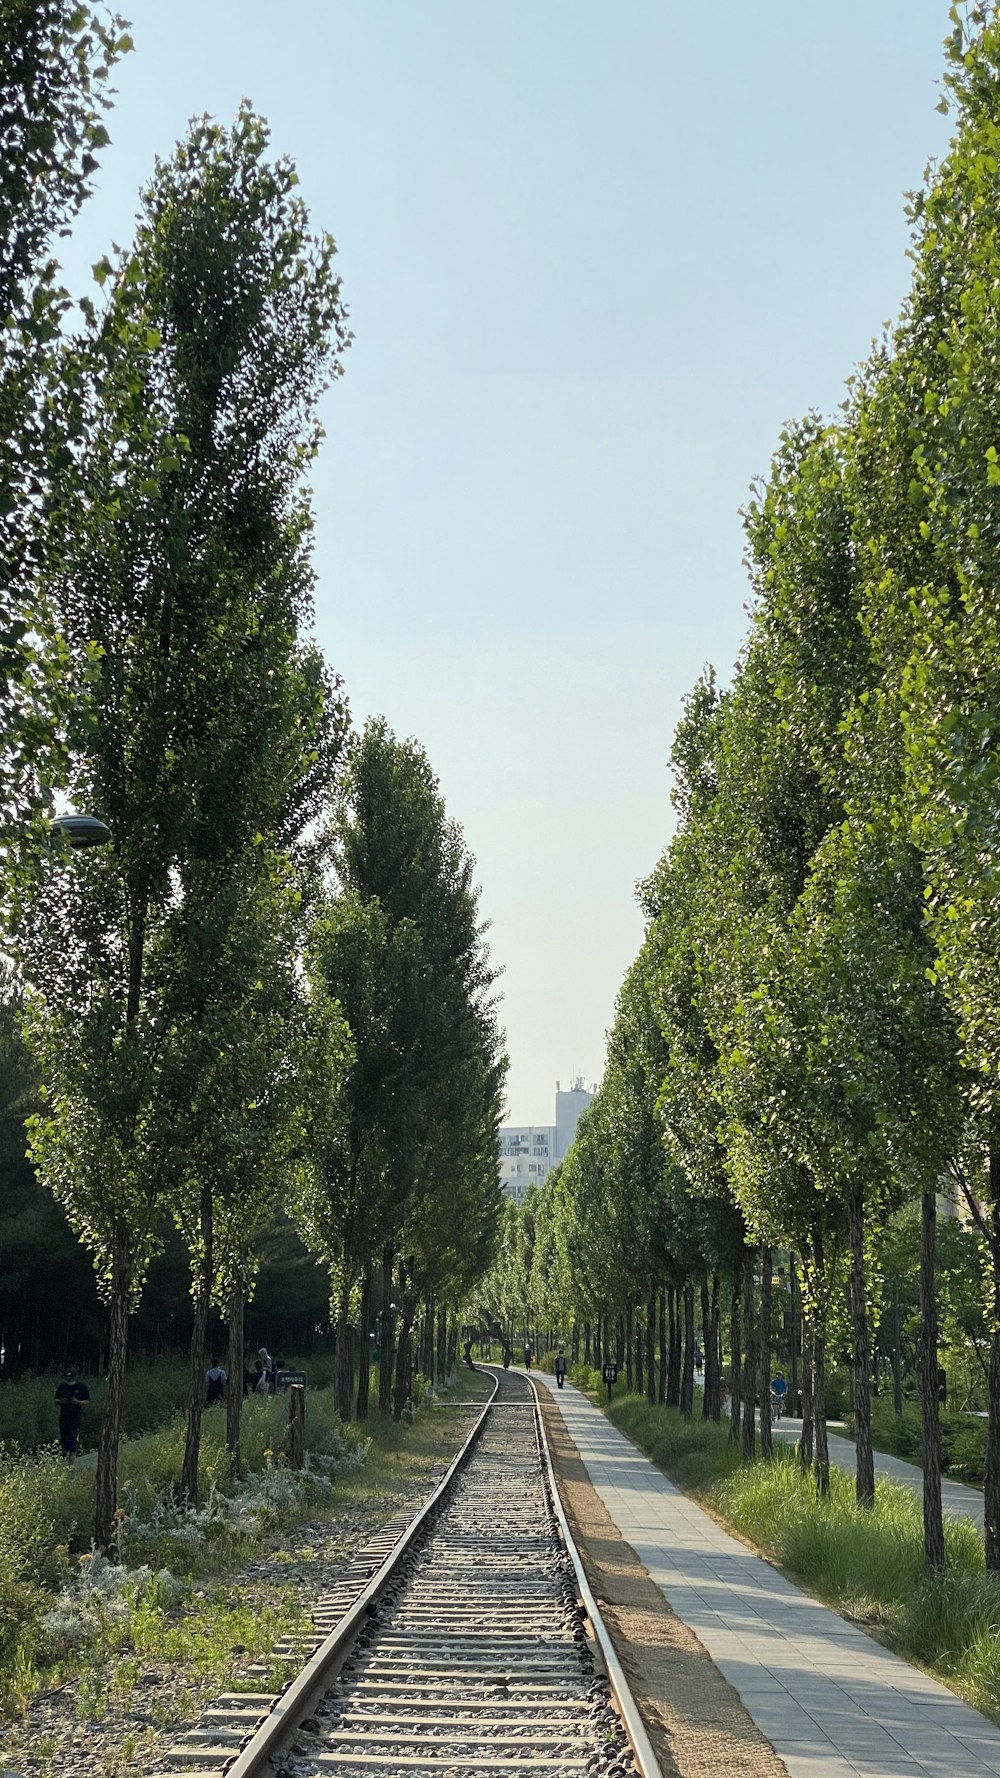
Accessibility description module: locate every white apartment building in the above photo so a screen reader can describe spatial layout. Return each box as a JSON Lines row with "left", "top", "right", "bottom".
{"left": 499, "top": 1078, "right": 595, "bottom": 1205}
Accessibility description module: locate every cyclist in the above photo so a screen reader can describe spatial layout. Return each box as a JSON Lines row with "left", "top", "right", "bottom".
{"left": 771, "top": 1370, "right": 788, "bottom": 1421}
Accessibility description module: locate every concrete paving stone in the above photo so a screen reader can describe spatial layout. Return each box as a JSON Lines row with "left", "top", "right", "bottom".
{"left": 765, "top": 1745, "right": 859, "bottom": 1778}
{"left": 534, "top": 1372, "right": 998, "bottom": 1778}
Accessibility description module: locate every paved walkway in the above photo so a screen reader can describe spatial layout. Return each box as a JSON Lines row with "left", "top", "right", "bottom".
{"left": 534, "top": 1372, "right": 1000, "bottom": 1778}
{"left": 770, "top": 1420, "right": 983, "bottom": 1530}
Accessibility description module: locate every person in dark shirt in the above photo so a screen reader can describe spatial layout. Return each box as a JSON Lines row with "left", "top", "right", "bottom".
{"left": 204, "top": 1357, "right": 227, "bottom": 1406}
{"left": 55, "top": 1368, "right": 89, "bottom": 1460}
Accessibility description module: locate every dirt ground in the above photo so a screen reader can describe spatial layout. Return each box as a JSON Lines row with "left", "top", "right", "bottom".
{"left": 540, "top": 1393, "right": 789, "bottom": 1778}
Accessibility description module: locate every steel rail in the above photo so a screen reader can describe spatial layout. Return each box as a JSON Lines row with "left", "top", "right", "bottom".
{"left": 526, "top": 1370, "right": 664, "bottom": 1778}
{"left": 222, "top": 1368, "right": 500, "bottom": 1777}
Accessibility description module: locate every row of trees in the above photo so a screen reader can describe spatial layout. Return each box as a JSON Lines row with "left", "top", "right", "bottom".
{"left": 1, "top": 5, "right": 505, "bottom": 1550}
{"left": 482, "top": 4, "right": 1000, "bottom": 1577}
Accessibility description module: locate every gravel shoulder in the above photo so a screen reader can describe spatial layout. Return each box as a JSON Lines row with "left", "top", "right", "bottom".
{"left": 539, "top": 1389, "right": 790, "bottom": 1778}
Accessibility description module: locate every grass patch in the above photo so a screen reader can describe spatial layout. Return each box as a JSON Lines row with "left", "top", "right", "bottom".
{"left": 594, "top": 1388, "right": 1000, "bottom": 1721}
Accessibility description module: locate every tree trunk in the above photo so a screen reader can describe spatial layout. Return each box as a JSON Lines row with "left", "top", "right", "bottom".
{"left": 680, "top": 1281, "right": 695, "bottom": 1417}
{"left": 799, "top": 1315, "right": 814, "bottom": 1471}
{"left": 393, "top": 1274, "right": 417, "bottom": 1421}
{"left": 811, "top": 1228, "right": 830, "bottom": 1498}
{"left": 379, "top": 1245, "right": 395, "bottom": 1416}
{"left": 335, "top": 1273, "right": 353, "bottom": 1421}
{"left": 848, "top": 1183, "right": 875, "bottom": 1509}
{"left": 729, "top": 1282, "right": 742, "bottom": 1443}
{"left": 658, "top": 1289, "right": 667, "bottom": 1404}
{"left": 892, "top": 1283, "right": 903, "bottom": 1414}
{"left": 759, "top": 1245, "right": 772, "bottom": 1461}
{"left": 226, "top": 1272, "right": 244, "bottom": 1473}
{"left": 667, "top": 1287, "right": 681, "bottom": 1407}
{"left": 709, "top": 1272, "right": 721, "bottom": 1420}
{"left": 919, "top": 1183, "right": 946, "bottom": 1570}
{"left": 181, "top": 1180, "right": 214, "bottom": 1506}
{"left": 741, "top": 1245, "right": 756, "bottom": 1462}
{"left": 634, "top": 1304, "right": 644, "bottom": 1396}
{"left": 625, "top": 1301, "right": 634, "bottom": 1392}
{"left": 356, "top": 1269, "right": 373, "bottom": 1421}
{"left": 437, "top": 1304, "right": 448, "bottom": 1380}
{"left": 789, "top": 1251, "right": 800, "bottom": 1417}
{"left": 584, "top": 1322, "right": 591, "bottom": 1366}
{"left": 700, "top": 1275, "right": 712, "bottom": 1420}
{"left": 646, "top": 1291, "right": 656, "bottom": 1404}
{"left": 422, "top": 1295, "right": 434, "bottom": 1384}
{"left": 984, "top": 1157, "right": 1000, "bottom": 1574}
{"left": 94, "top": 1230, "right": 130, "bottom": 1555}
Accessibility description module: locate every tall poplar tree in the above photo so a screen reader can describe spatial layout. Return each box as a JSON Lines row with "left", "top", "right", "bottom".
{"left": 16, "top": 107, "right": 350, "bottom": 1547}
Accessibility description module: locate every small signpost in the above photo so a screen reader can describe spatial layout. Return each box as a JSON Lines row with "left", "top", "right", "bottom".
{"left": 287, "top": 1384, "right": 305, "bottom": 1470}
{"left": 602, "top": 1361, "right": 619, "bottom": 1403}
{"left": 276, "top": 1369, "right": 306, "bottom": 1390}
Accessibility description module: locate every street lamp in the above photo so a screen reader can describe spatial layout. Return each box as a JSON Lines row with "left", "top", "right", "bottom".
{"left": 50, "top": 814, "right": 112, "bottom": 850}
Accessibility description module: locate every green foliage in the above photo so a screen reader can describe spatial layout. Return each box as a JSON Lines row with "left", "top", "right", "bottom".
{"left": 0, "top": 2, "right": 130, "bottom": 861}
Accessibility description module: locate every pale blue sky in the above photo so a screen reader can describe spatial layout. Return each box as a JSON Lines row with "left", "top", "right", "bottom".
{"left": 65, "top": 3, "right": 951, "bottom": 1123}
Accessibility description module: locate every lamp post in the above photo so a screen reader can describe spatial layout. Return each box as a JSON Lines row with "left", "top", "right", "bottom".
{"left": 50, "top": 813, "right": 112, "bottom": 850}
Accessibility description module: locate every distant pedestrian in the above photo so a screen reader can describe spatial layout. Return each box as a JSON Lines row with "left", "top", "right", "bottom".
{"left": 55, "top": 1368, "right": 89, "bottom": 1460}
{"left": 205, "top": 1357, "right": 228, "bottom": 1406}
{"left": 257, "top": 1345, "right": 276, "bottom": 1393}
{"left": 555, "top": 1347, "right": 567, "bottom": 1390}
{"left": 462, "top": 1337, "right": 474, "bottom": 1369}
{"left": 523, "top": 1344, "right": 532, "bottom": 1370}
{"left": 503, "top": 1345, "right": 512, "bottom": 1370}
{"left": 252, "top": 1359, "right": 268, "bottom": 1396}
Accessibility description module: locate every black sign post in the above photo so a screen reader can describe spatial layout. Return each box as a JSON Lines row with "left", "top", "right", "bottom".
{"left": 276, "top": 1369, "right": 306, "bottom": 1391}
{"left": 602, "top": 1361, "right": 618, "bottom": 1403}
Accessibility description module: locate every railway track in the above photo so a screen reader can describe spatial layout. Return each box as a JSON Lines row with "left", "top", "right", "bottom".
{"left": 151, "top": 1368, "right": 660, "bottom": 1778}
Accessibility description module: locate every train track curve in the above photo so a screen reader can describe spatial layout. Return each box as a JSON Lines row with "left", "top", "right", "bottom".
{"left": 151, "top": 1367, "right": 661, "bottom": 1778}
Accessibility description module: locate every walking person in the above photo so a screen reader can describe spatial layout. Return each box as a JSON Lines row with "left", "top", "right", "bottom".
{"left": 54, "top": 1367, "right": 90, "bottom": 1462}
{"left": 555, "top": 1346, "right": 567, "bottom": 1390}
{"left": 205, "top": 1356, "right": 228, "bottom": 1406}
